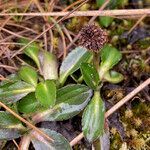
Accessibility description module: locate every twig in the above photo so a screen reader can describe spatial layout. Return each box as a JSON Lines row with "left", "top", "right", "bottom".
{"left": 0, "top": 42, "right": 34, "bottom": 46}
{"left": 0, "top": 9, "right": 150, "bottom": 17}
{"left": 49, "top": 18, "right": 67, "bottom": 58}
{"left": 62, "top": 0, "right": 84, "bottom": 11}
{"left": 33, "top": 0, "right": 47, "bottom": 21}
{"left": 0, "top": 27, "right": 29, "bottom": 40}
{"left": 128, "top": 14, "right": 147, "bottom": 34}
{"left": 3, "top": 22, "right": 39, "bottom": 34}
{"left": 89, "top": 0, "right": 110, "bottom": 24}
{"left": 0, "top": 30, "right": 32, "bottom": 43}
{"left": 13, "top": 140, "right": 20, "bottom": 150}
{"left": 63, "top": 26, "right": 73, "bottom": 43}
{"left": 145, "top": 57, "right": 150, "bottom": 64}
{"left": 43, "top": 25, "right": 48, "bottom": 51}
{"left": 0, "top": 77, "right": 8, "bottom": 81}
{"left": 53, "top": 0, "right": 84, "bottom": 26}
{"left": 49, "top": 29, "right": 53, "bottom": 53}
{"left": 54, "top": 0, "right": 84, "bottom": 21}
{"left": 0, "top": 16, "right": 11, "bottom": 30}
{"left": 70, "top": 78, "right": 150, "bottom": 146}
{"left": 0, "top": 64, "right": 18, "bottom": 70}
{"left": 61, "top": 31, "right": 67, "bottom": 59}
{"left": 0, "top": 101, "right": 54, "bottom": 142}
{"left": 47, "top": 0, "right": 56, "bottom": 12}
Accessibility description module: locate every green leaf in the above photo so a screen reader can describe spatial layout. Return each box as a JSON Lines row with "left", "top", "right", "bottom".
{"left": 96, "top": 0, "right": 120, "bottom": 9}
{"left": 39, "top": 51, "right": 58, "bottom": 80}
{"left": 96, "top": 0, "right": 105, "bottom": 7}
{"left": 80, "top": 63, "right": 99, "bottom": 90}
{"left": 104, "top": 70, "right": 124, "bottom": 83}
{"left": 59, "top": 47, "right": 92, "bottom": 85}
{"left": 82, "top": 91, "right": 105, "bottom": 142}
{"left": 99, "top": 45, "right": 122, "bottom": 79}
{"left": 0, "top": 74, "right": 20, "bottom": 87}
{"left": 31, "top": 128, "right": 72, "bottom": 150}
{"left": 17, "top": 93, "right": 39, "bottom": 114}
{"left": 0, "top": 81, "right": 35, "bottom": 103}
{"left": 0, "top": 111, "right": 20, "bottom": 127}
{"left": 0, "top": 129, "right": 24, "bottom": 140}
{"left": 101, "top": 45, "right": 122, "bottom": 69}
{"left": 99, "top": 16, "right": 113, "bottom": 27}
{"left": 33, "top": 84, "right": 92, "bottom": 123}
{"left": 18, "top": 66, "right": 38, "bottom": 87}
{"left": 19, "top": 38, "right": 40, "bottom": 68}
{"left": 0, "top": 111, "right": 25, "bottom": 140}
{"left": 35, "top": 80, "right": 56, "bottom": 107}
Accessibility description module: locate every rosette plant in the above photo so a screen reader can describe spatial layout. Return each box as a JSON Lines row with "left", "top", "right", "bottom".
{"left": 0, "top": 24, "right": 123, "bottom": 149}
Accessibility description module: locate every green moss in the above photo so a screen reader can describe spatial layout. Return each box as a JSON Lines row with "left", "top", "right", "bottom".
{"left": 110, "top": 102, "right": 150, "bottom": 149}
{"left": 137, "top": 38, "right": 150, "bottom": 49}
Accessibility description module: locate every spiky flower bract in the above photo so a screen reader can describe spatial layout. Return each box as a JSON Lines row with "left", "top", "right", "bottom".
{"left": 79, "top": 24, "right": 108, "bottom": 53}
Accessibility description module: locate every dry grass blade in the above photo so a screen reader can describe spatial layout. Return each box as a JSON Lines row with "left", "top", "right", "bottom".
{"left": 70, "top": 78, "right": 150, "bottom": 146}
{"left": 128, "top": 14, "right": 147, "bottom": 34}
{"left": 0, "top": 9, "right": 149, "bottom": 17}
{"left": 63, "top": 0, "right": 85, "bottom": 11}
{"left": 0, "top": 101, "right": 54, "bottom": 142}
{"left": 11, "top": 0, "right": 89, "bottom": 58}
{"left": 0, "top": 16, "right": 11, "bottom": 30}
{"left": 0, "top": 76, "right": 8, "bottom": 81}
{"left": 13, "top": 140, "right": 19, "bottom": 149}
{"left": 0, "top": 30, "right": 31, "bottom": 43}
{"left": 0, "top": 27, "right": 28, "bottom": 39}
{"left": 89, "top": 0, "right": 110, "bottom": 23}
{"left": 54, "top": 0, "right": 84, "bottom": 21}
{"left": 63, "top": 26, "right": 73, "bottom": 43}
{"left": 2, "top": 22, "right": 39, "bottom": 34}
{"left": 0, "top": 64, "right": 18, "bottom": 70}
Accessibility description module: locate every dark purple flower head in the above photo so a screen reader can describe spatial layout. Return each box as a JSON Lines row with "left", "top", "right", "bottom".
{"left": 79, "top": 24, "right": 108, "bottom": 52}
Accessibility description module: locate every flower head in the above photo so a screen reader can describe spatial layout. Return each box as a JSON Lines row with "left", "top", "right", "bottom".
{"left": 79, "top": 24, "right": 108, "bottom": 52}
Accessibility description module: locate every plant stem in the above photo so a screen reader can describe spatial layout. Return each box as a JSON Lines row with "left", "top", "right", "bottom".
{"left": 93, "top": 52, "right": 100, "bottom": 71}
